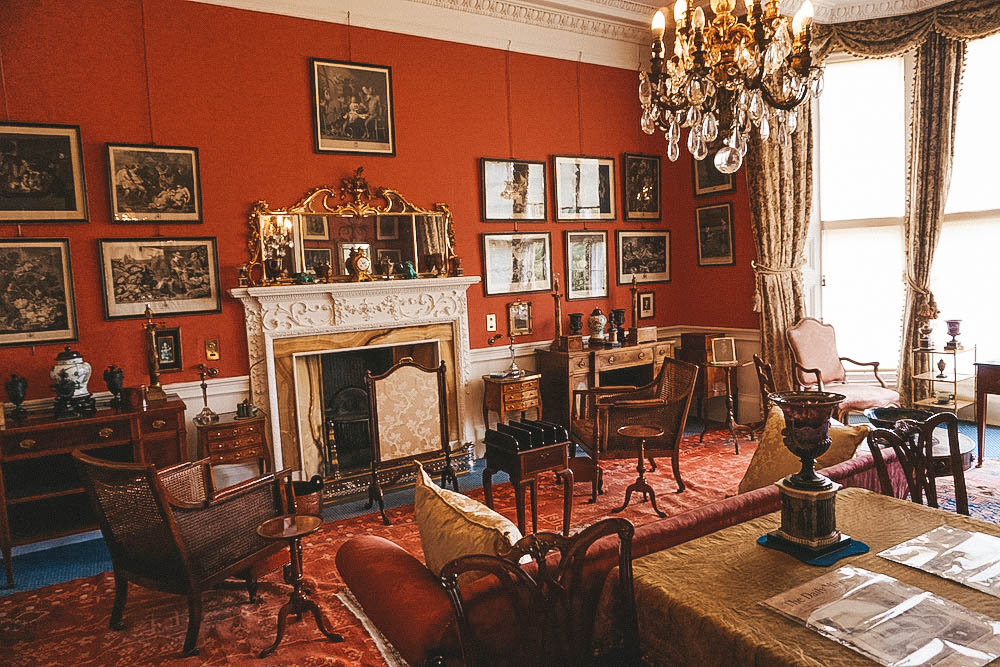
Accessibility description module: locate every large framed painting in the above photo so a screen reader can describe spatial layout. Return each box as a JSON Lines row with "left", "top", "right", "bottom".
{"left": 106, "top": 144, "right": 202, "bottom": 223}
{"left": 480, "top": 158, "right": 546, "bottom": 221}
{"left": 0, "top": 238, "right": 78, "bottom": 346}
{"left": 696, "top": 203, "right": 735, "bottom": 266}
{"left": 98, "top": 237, "right": 221, "bottom": 319}
{"left": 616, "top": 230, "right": 670, "bottom": 284}
{"left": 564, "top": 229, "right": 608, "bottom": 301}
{"left": 481, "top": 232, "right": 552, "bottom": 296}
{"left": 623, "top": 153, "right": 660, "bottom": 220}
{"left": 0, "top": 122, "right": 87, "bottom": 223}
{"left": 693, "top": 155, "right": 735, "bottom": 195}
{"left": 311, "top": 58, "right": 395, "bottom": 155}
{"left": 552, "top": 155, "right": 615, "bottom": 221}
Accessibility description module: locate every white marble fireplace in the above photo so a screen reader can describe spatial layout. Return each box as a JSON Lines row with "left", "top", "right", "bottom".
{"left": 230, "top": 277, "right": 481, "bottom": 479}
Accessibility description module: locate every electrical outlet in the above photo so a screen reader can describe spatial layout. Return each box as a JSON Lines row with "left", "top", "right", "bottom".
{"left": 205, "top": 339, "right": 220, "bottom": 360}
{"left": 486, "top": 313, "right": 497, "bottom": 332}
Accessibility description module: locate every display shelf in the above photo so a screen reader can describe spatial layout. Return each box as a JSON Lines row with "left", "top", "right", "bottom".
{"left": 910, "top": 345, "right": 976, "bottom": 417}
{"left": 914, "top": 397, "right": 976, "bottom": 411}
{"left": 912, "top": 371, "right": 975, "bottom": 382}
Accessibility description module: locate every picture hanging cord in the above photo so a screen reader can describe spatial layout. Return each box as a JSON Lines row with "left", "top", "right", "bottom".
{"left": 139, "top": 0, "right": 156, "bottom": 144}
{"left": 505, "top": 40, "right": 514, "bottom": 160}
{"left": 0, "top": 41, "right": 9, "bottom": 120}
{"left": 576, "top": 51, "right": 584, "bottom": 154}
{"left": 347, "top": 11, "right": 353, "bottom": 61}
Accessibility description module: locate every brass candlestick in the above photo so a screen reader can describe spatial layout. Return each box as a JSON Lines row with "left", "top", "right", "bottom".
{"left": 143, "top": 305, "right": 168, "bottom": 404}
{"left": 193, "top": 363, "right": 220, "bottom": 425}
{"left": 552, "top": 275, "right": 564, "bottom": 339}
{"left": 630, "top": 275, "right": 639, "bottom": 330}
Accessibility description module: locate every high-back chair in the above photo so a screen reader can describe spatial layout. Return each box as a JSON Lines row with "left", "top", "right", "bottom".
{"left": 785, "top": 317, "right": 900, "bottom": 422}
{"left": 751, "top": 354, "right": 776, "bottom": 435}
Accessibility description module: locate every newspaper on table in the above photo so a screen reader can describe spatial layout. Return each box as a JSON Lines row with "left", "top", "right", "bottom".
{"left": 880, "top": 526, "right": 1000, "bottom": 600}
{"left": 761, "top": 565, "right": 1000, "bottom": 666}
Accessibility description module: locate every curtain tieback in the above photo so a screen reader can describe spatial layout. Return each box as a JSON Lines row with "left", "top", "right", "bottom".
{"left": 750, "top": 260, "right": 804, "bottom": 313}
{"left": 903, "top": 272, "right": 939, "bottom": 322}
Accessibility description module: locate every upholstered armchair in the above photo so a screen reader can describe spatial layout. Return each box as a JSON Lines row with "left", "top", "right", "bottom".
{"left": 569, "top": 357, "right": 698, "bottom": 492}
{"left": 785, "top": 317, "right": 900, "bottom": 422}
{"left": 73, "top": 451, "right": 293, "bottom": 657}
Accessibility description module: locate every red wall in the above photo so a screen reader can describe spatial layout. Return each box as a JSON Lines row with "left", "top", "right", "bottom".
{"left": 0, "top": 0, "right": 756, "bottom": 400}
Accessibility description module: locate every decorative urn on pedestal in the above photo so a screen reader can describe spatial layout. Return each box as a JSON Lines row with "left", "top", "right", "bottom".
{"left": 5, "top": 374, "right": 28, "bottom": 420}
{"left": 945, "top": 319, "right": 962, "bottom": 349}
{"left": 568, "top": 313, "right": 584, "bottom": 336}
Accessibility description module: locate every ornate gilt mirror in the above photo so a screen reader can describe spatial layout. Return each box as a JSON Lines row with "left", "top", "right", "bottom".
{"left": 243, "top": 168, "right": 460, "bottom": 285}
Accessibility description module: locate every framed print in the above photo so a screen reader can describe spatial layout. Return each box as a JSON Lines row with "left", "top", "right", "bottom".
{"left": 376, "top": 217, "right": 398, "bottom": 240}
{"left": 154, "top": 327, "right": 182, "bottom": 372}
{"left": 623, "top": 153, "right": 660, "bottom": 220}
{"left": 564, "top": 230, "right": 608, "bottom": 301}
{"left": 507, "top": 300, "right": 532, "bottom": 336}
{"left": 696, "top": 203, "right": 735, "bottom": 266}
{"left": 312, "top": 58, "right": 395, "bottom": 155}
{"left": 106, "top": 144, "right": 201, "bottom": 223}
{"left": 303, "top": 247, "right": 333, "bottom": 272}
{"left": 98, "top": 237, "right": 221, "bottom": 319}
{"left": 711, "top": 336, "right": 737, "bottom": 364}
{"left": 553, "top": 155, "right": 615, "bottom": 221}
{"left": 616, "top": 230, "right": 670, "bottom": 284}
{"left": 480, "top": 158, "right": 546, "bottom": 221}
{"left": 303, "top": 215, "right": 329, "bottom": 241}
{"left": 481, "top": 232, "right": 552, "bottom": 296}
{"left": 0, "top": 122, "right": 87, "bottom": 223}
{"left": 638, "top": 291, "right": 655, "bottom": 320}
{"left": 693, "top": 155, "right": 735, "bottom": 195}
{"left": 0, "top": 238, "right": 78, "bottom": 346}
{"left": 338, "top": 242, "right": 371, "bottom": 275}
{"left": 376, "top": 248, "right": 401, "bottom": 265}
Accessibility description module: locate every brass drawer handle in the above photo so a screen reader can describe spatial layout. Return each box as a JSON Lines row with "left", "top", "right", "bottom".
{"left": 151, "top": 419, "right": 167, "bottom": 430}
{"left": 638, "top": 352, "right": 645, "bottom": 359}
{"left": 608, "top": 356, "right": 615, "bottom": 364}
{"left": 19, "top": 438, "right": 37, "bottom": 450}
{"left": 98, "top": 427, "right": 114, "bottom": 439}
{"left": 576, "top": 359, "right": 586, "bottom": 368}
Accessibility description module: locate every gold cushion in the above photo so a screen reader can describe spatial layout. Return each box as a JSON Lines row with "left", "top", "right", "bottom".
{"left": 413, "top": 463, "right": 522, "bottom": 579}
{"left": 737, "top": 406, "right": 870, "bottom": 495}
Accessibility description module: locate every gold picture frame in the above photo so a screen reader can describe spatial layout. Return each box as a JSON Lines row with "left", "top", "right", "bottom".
{"left": 508, "top": 300, "right": 532, "bottom": 336}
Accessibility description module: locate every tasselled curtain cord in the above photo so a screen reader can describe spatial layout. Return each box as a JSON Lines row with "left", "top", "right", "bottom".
{"left": 750, "top": 260, "right": 805, "bottom": 313}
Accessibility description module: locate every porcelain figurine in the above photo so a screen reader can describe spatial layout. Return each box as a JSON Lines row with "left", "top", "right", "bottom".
{"left": 50, "top": 346, "right": 92, "bottom": 398}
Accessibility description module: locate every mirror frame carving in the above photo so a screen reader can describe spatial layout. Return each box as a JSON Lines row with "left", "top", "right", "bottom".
{"left": 243, "top": 167, "right": 460, "bottom": 286}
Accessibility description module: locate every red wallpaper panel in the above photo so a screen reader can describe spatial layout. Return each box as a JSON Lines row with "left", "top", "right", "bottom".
{"left": 0, "top": 0, "right": 756, "bottom": 400}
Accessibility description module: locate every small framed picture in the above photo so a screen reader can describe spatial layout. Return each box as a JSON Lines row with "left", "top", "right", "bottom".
{"left": 564, "top": 230, "right": 608, "bottom": 301}
{"left": 693, "top": 156, "right": 735, "bottom": 195}
{"left": 481, "top": 232, "right": 552, "bottom": 296}
{"left": 0, "top": 122, "right": 87, "bottom": 223}
{"left": 616, "top": 230, "right": 670, "bottom": 284}
{"left": 507, "top": 300, "right": 532, "bottom": 336}
{"left": 312, "top": 58, "right": 395, "bottom": 155}
{"left": 711, "top": 336, "right": 737, "bottom": 364}
{"left": 376, "top": 248, "right": 401, "bottom": 265}
{"left": 154, "top": 327, "right": 182, "bottom": 372}
{"left": 303, "top": 215, "right": 329, "bottom": 241}
{"left": 553, "top": 155, "right": 615, "bottom": 221}
{"left": 639, "top": 291, "right": 655, "bottom": 320}
{"left": 480, "top": 158, "right": 546, "bottom": 221}
{"left": 338, "top": 242, "right": 371, "bottom": 275}
{"left": 0, "top": 238, "right": 78, "bottom": 346}
{"left": 106, "top": 143, "right": 201, "bottom": 223}
{"left": 303, "top": 247, "right": 333, "bottom": 273}
{"left": 696, "top": 203, "right": 734, "bottom": 266}
{"left": 623, "top": 153, "right": 660, "bottom": 220}
{"left": 376, "top": 217, "right": 399, "bottom": 240}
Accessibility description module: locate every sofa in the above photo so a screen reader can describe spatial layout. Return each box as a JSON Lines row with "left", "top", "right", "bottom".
{"left": 336, "top": 451, "right": 907, "bottom": 666}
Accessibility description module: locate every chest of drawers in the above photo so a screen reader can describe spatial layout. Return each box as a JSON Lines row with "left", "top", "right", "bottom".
{"left": 196, "top": 411, "right": 271, "bottom": 470}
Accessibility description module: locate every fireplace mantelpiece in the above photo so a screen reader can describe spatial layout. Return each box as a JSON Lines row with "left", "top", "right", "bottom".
{"left": 230, "top": 276, "right": 481, "bottom": 475}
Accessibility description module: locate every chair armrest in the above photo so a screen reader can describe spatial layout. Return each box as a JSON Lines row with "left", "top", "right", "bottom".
{"left": 840, "top": 358, "right": 887, "bottom": 387}
{"left": 607, "top": 398, "right": 662, "bottom": 409}
{"left": 159, "top": 459, "right": 215, "bottom": 505}
{"left": 792, "top": 361, "right": 825, "bottom": 391}
{"left": 572, "top": 386, "right": 636, "bottom": 420}
{"left": 167, "top": 468, "right": 292, "bottom": 510}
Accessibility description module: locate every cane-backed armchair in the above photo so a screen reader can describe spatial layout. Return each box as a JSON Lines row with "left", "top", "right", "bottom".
{"left": 569, "top": 357, "right": 698, "bottom": 492}
{"left": 785, "top": 317, "right": 899, "bottom": 422}
{"left": 73, "top": 451, "right": 293, "bottom": 657}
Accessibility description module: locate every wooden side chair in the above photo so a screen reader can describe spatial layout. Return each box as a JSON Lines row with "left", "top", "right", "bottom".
{"left": 785, "top": 317, "right": 899, "bottom": 422}
{"left": 439, "top": 517, "right": 638, "bottom": 667}
{"left": 365, "top": 357, "right": 457, "bottom": 525}
{"left": 866, "top": 411, "right": 969, "bottom": 515}
{"left": 73, "top": 451, "right": 293, "bottom": 656}
{"left": 750, "top": 354, "right": 776, "bottom": 436}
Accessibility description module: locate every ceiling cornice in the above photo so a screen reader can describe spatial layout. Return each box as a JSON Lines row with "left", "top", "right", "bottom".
{"left": 786, "top": 0, "right": 956, "bottom": 23}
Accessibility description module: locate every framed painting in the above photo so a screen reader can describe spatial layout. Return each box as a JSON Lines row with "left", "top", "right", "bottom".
{"left": 338, "top": 242, "right": 370, "bottom": 275}
{"left": 480, "top": 158, "right": 546, "bottom": 221}
{"left": 303, "top": 215, "right": 330, "bottom": 241}
{"left": 639, "top": 291, "right": 655, "bottom": 320}
{"left": 376, "top": 248, "right": 401, "bottom": 265}
{"left": 507, "top": 300, "right": 532, "bottom": 336}
{"left": 552, "top": 155, "right": 615, "bottom": 221}
{"left": 623, "top": 153, "right": 660, "bottom": 220}
{"left": 693, "top": 156, "right": 735, "bottom": 195}
{"left": 106, "top": 143, "right": 201, "bottom": 223}
{"left": 311, "top": 58, "right": 395, "bottom": 155}
{"left": 154, "top": 327, "right": 183, "bottom": 372}
{"left": 0, "top": 122, "right": 87, "bottom": 223}
{"left": 376, "top": 217, "right": 398, "bottom": 240}
{"left": 696, "top": 203, "right": 735, "bottom": 266}
{"left": 616, "top": 230, "right": 670, "bottom": 284}
{"left": 98, "top": 237, "right": 221, "bottom": 319}
{"left": 564, "top": 229, "right": 608, "bottom": 301}
{"left": 481, "top": 232, "right": 551, "bottom": 296}
{"left": 303, "top": 247, "right": 333, "bottom": 272}
{"left": 0, "top": 238, "right": 78, "bottom": 346}
{"left": 711, "top": 336, "right": 737, "bottom": 364}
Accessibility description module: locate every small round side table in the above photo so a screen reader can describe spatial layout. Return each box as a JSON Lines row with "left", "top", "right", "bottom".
{"left": 257, "top": 514, "right": 343, "bottom": 658}
{"left": 611, "top": 425, "right": 667, "bottom": 518}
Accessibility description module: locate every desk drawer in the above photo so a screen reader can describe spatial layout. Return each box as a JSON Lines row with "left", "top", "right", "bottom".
{"left": 139, "top": 412, "right": 179, "bottom": 435}
{"left": 655, "top": 344, "right": 672, "bottom": 360}
{"left": 208, "top": 433, "right": 264, "bottom": 453}
{"left": 205, "top": 421, "right": 262, "bottom": 442}
{"left": 520, "top": 444, "right": 566, "bottom": 473}
{"left": 2, "top": 420, "right": 131, "bottom": 456}
{"left": 595, "top": 347, "right": 652, "bottom": 371}
{"left": 504, "top": 397, "right": 539, "bottom": 412}
{"left": 211, "top": 444, "right": 265, "bottom": 465}
{"left": 503, "top": 388, "right": 538, "bottom": 404}
{"left": 502, "top": 379, "right": 538, "bottom": 397}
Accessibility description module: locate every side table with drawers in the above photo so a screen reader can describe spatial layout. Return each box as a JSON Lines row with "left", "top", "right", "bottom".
{"left": 481, "top": 373, "right": 542, "bottom": 430}
{"left": 196, "top": 411, "right": 271, "bottom": 471}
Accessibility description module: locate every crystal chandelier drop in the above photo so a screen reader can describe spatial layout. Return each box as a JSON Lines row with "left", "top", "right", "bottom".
{"left": 639, "top": 0, "right": 823, "bottom": 173}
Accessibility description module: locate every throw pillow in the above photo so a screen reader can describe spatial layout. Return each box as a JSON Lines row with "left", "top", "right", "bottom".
{"left": 737, "top": 406, "right": 870, "bottom": 495}
{"left": 413, "top": 462, "right": 522, "bottom": 579}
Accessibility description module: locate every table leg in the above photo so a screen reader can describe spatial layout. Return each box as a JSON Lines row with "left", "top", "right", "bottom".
{"left": 558, "top": 467, "right": 574, "bottom": 537}
{"left": 698, "top": 397, "right": 708, "bottom": 443}
{"left": 977, "top": 382, "right": 987, "bottom": 468}
{"left": 482, "top": 468, "right": 495, "bottom": 508}
{"left": 725, "top": 367, "right": 739, "bottom": 455}
{"left": 514, "top": 481, "right": 527, "bottom": 535}
{"left": 529, "top": 478, "right": 538, "bottom": 534}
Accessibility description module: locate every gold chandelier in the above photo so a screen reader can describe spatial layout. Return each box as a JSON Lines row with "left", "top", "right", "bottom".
{"left": 639, "top": 0, "right": 821, "bottom": 173}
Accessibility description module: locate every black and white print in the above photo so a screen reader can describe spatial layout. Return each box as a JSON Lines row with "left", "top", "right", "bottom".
{"left": 693, "top": 155, "right": 735, "bottom": 195}
{"left": 312, "top": 59, "right": 395, "bottom": 155}
{"left": 480, "top": 158, "right": 546, "bottom": 221}
{"left": 623, "top": 153, "right": 660, "bottom": 220}
{"left": 482, "top": 232, "right": 552, "bottom": 296}
{"left": 303, "top": 216, "right": 330, "bottom": 241}
{"left": 0, "top": 122, "right": 87, "bottom": 222}
{"left": 565, "top": 230, "right": 608, "bottom": 301}
{"left": 154, "top": 327, "right": 182, "bottom": 372}
{"left": 553, "top": 155, "right": 615, "bottom": 221}
{"left": 616, "top": 230, "right": 670, "bottom": 284}
{"left": 303, "top": 247, "right": 333, "bottom": 272}
{"left": 639, "top": 291, "right": 655, "bottom": 320}
{"left": 0, "top": 238, "right": 78, "bottom": 346}
{"left": 106, "top": 144, "right": 201, "bottom": 223}
{"left": 696, "top": 203, "right": 734, "bottom": 266}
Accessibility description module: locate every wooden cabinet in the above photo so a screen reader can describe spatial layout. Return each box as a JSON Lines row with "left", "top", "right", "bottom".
{"left": 196, "top": 411, "right": 271, "bottom": 470}
{"left": 482, "top": 374, "right": 541, "bottom": 429}
{"left": 0, "top": 398, "right": 187, "bottom": 586}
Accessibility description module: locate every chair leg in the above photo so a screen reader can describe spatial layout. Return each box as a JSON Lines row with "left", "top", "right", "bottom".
{"left": 245, "top": 571, "right": 258, "bottom": 603}
{"left": 373, "top": 481, "right": 389, "bottom": 526}
{"left": 110, "top": 573, "right": 128, "bottom": 630}
{"left": 182, "top": 594, "right": 203, "bottom": 657}
{"left": 647, "top": 456, "right": 656, "bottom": 472}
{"left": 671, "top": 451, "right": 685, "bottom": 493}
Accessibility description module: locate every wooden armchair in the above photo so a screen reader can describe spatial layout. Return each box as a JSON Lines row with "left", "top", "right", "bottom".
{"left": 73, "top": 451, "right": 293, "bottom": 657}
{"left": 569, "top": 357, "right": 698, "bottom": 492}
{"left": 785, "top": 317, "right": 899, "bottom": 422}
{"left": 440, "top": 517, "right": 638, "bottom": 667}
